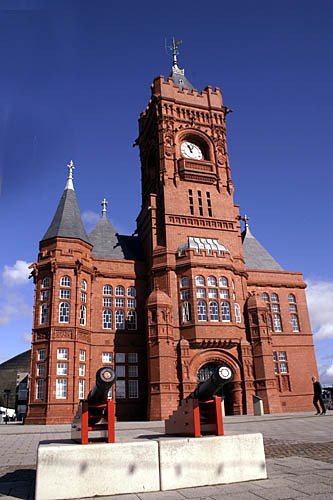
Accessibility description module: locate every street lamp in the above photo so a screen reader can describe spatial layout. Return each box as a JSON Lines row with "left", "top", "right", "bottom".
{"left": 4, "top": 389, "right": 10, "bottom": 425}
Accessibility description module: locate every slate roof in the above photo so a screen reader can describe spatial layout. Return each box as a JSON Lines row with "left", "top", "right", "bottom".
{"left": 41, "top": 188, "right": 90, "bottom": 244}
{"left": 89, "top": 215, "right": 144, "bottom": 260}
{"left": 242, "top": 225, "right": 283, "bottom": 271}
{"left": 171, "top": 64, "right": 194, "bottom": 91}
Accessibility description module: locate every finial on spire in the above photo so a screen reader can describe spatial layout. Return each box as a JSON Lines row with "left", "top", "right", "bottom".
{"left": 65, "top": 160, "right": 75, "bottom": 190}
{"left": 167, "top": 37, "right": 182, "bottom": 68}
{"left": 101, "top": 198, "right": 108, "bottom": 216}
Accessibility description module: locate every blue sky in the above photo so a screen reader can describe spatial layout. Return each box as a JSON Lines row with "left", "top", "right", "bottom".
{"left": 0, "top": 0, "right": 332, "bottom": 384}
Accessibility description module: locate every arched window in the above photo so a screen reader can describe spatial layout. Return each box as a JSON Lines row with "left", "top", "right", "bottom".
{"left": 60, "top": 276, "right": 71, "bottom": 287}
{"left": 209, "top": 301, "right": 219, "bottom": 321}
{"left": 234, "top": 303, "right": 241, "bottom": 323}
{"left": 291, "top": 314, "right": 300, "bottom": 332}
{"left": 127, "top": 286, "right": 136, "bottom": 297}
{"left": 197, "top": 300, "right": 207, "bottom": 321}
{"left": 221, "top": 301, "right": 231, "bottom": 322}
{"left": 115, "top": 285, "right": 125, "bottom": 296}
{"left": 42, "top": 277, "right": 50, "bottom": 288}
{"left": 40, "top": 303, "right": 48, "bottom": 324}
{"left": 288, "top": 293, "right": 296, "bottom": 303}
{"left": 261, "top": 292, "right": 269, "bottom": 302}
{"left": 81, "top": 280, "right": 87, "bottom": 291}
{"left": 116, "top": 309, "right": 125, "bottom": 329}
{"left": 80, "top": 305, "right": 86, "bottom": 326}
{"left": 195, "top": 275, "right": 205, "bottom": 286}
{"left": 273, "top": 313, "right": 282, "bottom": 332}
{"left": 207, "top": 276, "right": 217, "bottom": 287}
{"left": 180, "top": 276, "right": 190, "bottom": 288}
{"left": 271, "top": 293, "right": 279, "bottom": 302}
{"left": 126, "top": 310, "right": 137, "bottom": 330}
{"left": 103, "top": 309, "right": 112, "bottom": 329}
{"left": 59, "top": 302, "right": 70, "bottom": 323}
{"left": 219, "top": 276, "right": 228, "bottom": 288}
{"left": 103, "top": 285, "right": 113, "bottom": 295}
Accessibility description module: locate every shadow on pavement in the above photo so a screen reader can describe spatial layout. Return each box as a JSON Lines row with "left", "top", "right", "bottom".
{"left": 0, "top": 468, "right": 35, "bottom": 500}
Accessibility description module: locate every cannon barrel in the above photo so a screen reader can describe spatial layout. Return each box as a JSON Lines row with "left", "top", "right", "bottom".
{"left": 188, "top": 365, "right": 232, "bottom": 402}
{"left": 87, "top": 367, "right": 117, "bottom": 425}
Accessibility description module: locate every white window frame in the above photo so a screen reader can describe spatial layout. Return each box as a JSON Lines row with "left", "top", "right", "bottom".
{"left": 79, "top": 349, "right": 86, "bottom": 361}
{"left": 79, "top": 379, "right": 85, "bottom": 400}
{"left": 103, "top": 309, "right": 112, "bottom": 329}
{"left": 60, "top": 276, "right": 71, "bottom": 287}
{"left": 103, "top": 285, "right": 113, "bottom": 295}
{"left": 79, "top": 364, "right": 85, "bottom": 376}
{"left": 36, "top": 379, "right": 44, "bottom": 400}
{"left": 128, "top": 380, "right": 139, "bottom": 399}
{"left": 115, "top": 285, "right": 125, "bottom": 296}
{"left": 57, "top": 362, "right": 68, "bottom": 375}
{"left": 56, "top": 378, "right": 68, "bottom": 399}
{"left": 59, "top": 302, "right": 70, "bottom": 323}
{"left": 57, "top": 348, "right": 68, "bottom": 360}
{"left": 102, "top": 352, "right": 113, "bottom": 363}
{"left": 80, "top": 305, "right": 86, "bottom": 326}
{"left": 37, "top": 349, "right": 46, "bottom": 361}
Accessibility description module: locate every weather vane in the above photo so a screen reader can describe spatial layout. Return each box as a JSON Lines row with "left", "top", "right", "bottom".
{"left": 166, "top": 37, "right": 182, "bottom": 67}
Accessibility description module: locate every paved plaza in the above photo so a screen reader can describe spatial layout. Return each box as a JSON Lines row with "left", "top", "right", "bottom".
{"left": 0, "top": 412, "right": 332, "bottom": 500}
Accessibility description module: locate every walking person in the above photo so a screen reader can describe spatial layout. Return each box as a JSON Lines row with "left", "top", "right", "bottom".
{"left": 312, "top": 376, "right": 326, "bottom": 415}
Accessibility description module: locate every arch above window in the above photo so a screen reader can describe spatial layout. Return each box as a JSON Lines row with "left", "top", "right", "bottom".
{"left": 195, "top": 275, "right": 205, "bottom": 286}
{"left": 271, "top": 293, "right": 279, "bottom": 302}
{"left": 180, "top": 276, "right": 190, "bottom": 288}
{"left": 115, "top": 285, "right": 125, "bottom": 296}
{"left": 288, "top": 293, "right": 296, "bottom": 303}
{"left": 59, "top": 302, "right": 70, "bottom": 323}
{"left": 103, "top": 285, "right": 113, "bottom": 295}
{"left": 261, "top": 292, "right": 269, "bottom": 302}
{"left": 81, "top": 280, "right": 87, "bottom": 291}
{"left": 42, "top": 277, "right": 50, "bottom": 288}
{"left": 219, "top": 276, "right": 228, "bottom": 288}
{"left": 127, "top": 286, "right": 136, "bottom": 297}
{"left": 207, "top": 276, "right": 217, "bottom": 287}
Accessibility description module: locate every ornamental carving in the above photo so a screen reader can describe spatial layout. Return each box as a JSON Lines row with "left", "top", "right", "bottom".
{"left": 54, "top": 330, "right": 73, "bottom": 339}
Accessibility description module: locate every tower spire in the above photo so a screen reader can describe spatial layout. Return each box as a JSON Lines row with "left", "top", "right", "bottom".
{"left": 168, "top": 37, "right": 182, "bottom": 69}
{"left": 167, "top": 36, "right": 194, "bottom": 91}
{"left": 65, "top": 160, "right": 75, "bottom": 190}
{"left": 101, "top": 198, "right": 108, "bottom": 216}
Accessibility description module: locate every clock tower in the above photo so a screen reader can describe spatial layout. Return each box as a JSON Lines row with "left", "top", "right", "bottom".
{"left": 136, "top": 39, "right": 253, "bottom": 419}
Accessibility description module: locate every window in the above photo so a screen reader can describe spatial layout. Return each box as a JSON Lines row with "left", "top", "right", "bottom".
{"left": 36, "top": 379, "right": 44, "bottom": 400}
{"left": 127, "top": 298, "right": 136, "bottom": 308}
{"left": 198, "top": 190, "right": 203, "bottom": 216}
{"left": 42, "top": 277, "right": 50, "bottom": 288}
{"left": 79, "top": 349, "right": 86, "bottom": 361}
{"left": 207, "top": 276, "right": 217, "bottom": 287}
{"left": 180, "top": 276, "right": 190, "bottom": 288}
{"left": 40, "top": 303, "right": 48, "bottom": 324}
{"left": 181, "top": 302, "right": 191, "bottom": 323}
{"left": 56, "top": 379, "right": 68, "bottom": 399}
{"left": 208, "top": 288, "right": 218, "bottom": 298}
{"left": 116, "top": 365, "right": 125, "bottom": 377}
{"left": 234, "top": 303, "right": 242, "bottom": 323}
{"left": 60, "top": 276, "right": 71, "bottom": 287}
{"left": 81, "top": 280, "right": 87, "bottom": 291}
{"left": 288, "top": 294, "right": 296, "bottom": 303}
{"left": 261, "top": 293, "right": 269, "bottom": 302}
{"left": 272, "top": 303, "right": 280, "bottom": 313}
{"left": 103, "top": 297, "right": 112, "bottom": 307}
{"left": 206, "top": 192, "right": 212, "bottom": 217}
{"left": 188, "top": 189, "right": 194, "bottom": 215}
{"left": 41, "top": 290, "right": 49, "bottom": 301}
{"left": 128, "top": 380, "right": 139, "bottom": 398}
{"left": 273, "top": 351, "right": 289, "bottom": 375}
{"left": 195, "top": 275, "right": 205, "bottom": 286}
{"left": 128, "top": 365, "right": 138, "bottom": 377}
{"left": 209, "top": 301, "right": 219, "bottom": 321}
{"left": 219, "top": 276, "right": 228, "bottom": 288}
{"left": 57, "top": 348, "right": 68, "bottom": 360}
{"left": 57, "top": 363, "right": 68, "bottom": 375}
{"left": 81, "top": 292, "right": 87, "bottom": 303}
{"left": 197, "top": 300, "right": 207, "bottom": 321}
{"left": 116, "top": 309, "right": 125, "bottom": 329}
{"left": 219, "top": 289, "right": 229, "bottom": 299}
{"left": 127, "top": 287, "right": 136, "bottom": 297}
{"left": 116, "top": 380, "right": 126, "bottom": 399}
{"left": 196, "top": 288, "right": 206, "bottom": 298}
{"left": 103, "top": 285, "right": 113, "bottom": 295}
{"left": 59, "top": 302, "right": 70, "bottom": 323}
{"left": 291, "top": 313, "right": 300, "bottom": 332}
{"left": 60, "top": 289, "right": 70, "bottom": 299}
{"left": 221, "top": 301, "right": 231, "bottom": 322}
{"left": 115, "top": 286, "right": 125, "bottom": 296}
{"left": 37, "top": 363, "right": 45, "bottom": 377}
{"left": 126, "top": 310, "right": 137, "bottom": 330}
{"left": 79, "top": 379, "right": 85, "bottom": 399}
{"left": 116, "top": 298, "right": 125, "bottom": 307}
{"left": 263, "top": 292, "right": 282, "bottom": 332}
{"left": 80, "top": 305, "right": 86, "bottom": 326}
{"left": 116, "top": 353, "right": 125, "bottom": 363}
{"left": 181, "top": 289, "right": 190, "bottom": 301}
{"left": 128, "top": 353, "right": 138, "bottom": 363}
{"left": 79, "top": 364, "right": 85, "bottom": 376}
{"left": 273, "top": 314, "right": 282, "bottom": 332}
{"left": 102, "top": 352, "right": 113, "bottom": 363}
{"left": 37, "top": 349, "right": 46, "bottom": 361}
{"left": 289, "top": 304, "right": 297, "bottom": 313}
{"left": 103, "top": 309, "right": 112, "bottom": 329}
{"left": 271, "top": 293, "right": 279, "bottom": 302}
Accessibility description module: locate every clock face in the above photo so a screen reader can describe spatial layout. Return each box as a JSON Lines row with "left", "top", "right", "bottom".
{"left": 218, "top": 366, "right": 232, "bottom": 380}
{"left": 181, "top": 141, "right": 203, "bottom": 160}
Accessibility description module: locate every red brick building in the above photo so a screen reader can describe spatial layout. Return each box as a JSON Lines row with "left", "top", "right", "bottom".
{"left": 26, "top": 49, "right": 318, "bottom": 424}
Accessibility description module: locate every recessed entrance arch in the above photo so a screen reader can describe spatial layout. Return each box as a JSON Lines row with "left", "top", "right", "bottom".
{"left": 197, "top": 362, "right": 234, "bottom": 415}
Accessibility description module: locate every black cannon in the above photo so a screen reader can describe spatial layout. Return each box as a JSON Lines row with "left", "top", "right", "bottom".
{"left": 72, "top": 366, "right": 117, "bottom": 444}
{"left": 165, "top": 365, "right": 233, "bottom": 437}
{"left": 188, "top": 365, "right": 233, "bottom": 402}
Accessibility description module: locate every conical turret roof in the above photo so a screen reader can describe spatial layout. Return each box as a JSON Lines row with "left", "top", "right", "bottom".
{"left": 41, "top": 161, "right": 90, "bottom": 244}
{"left": 241, "top": 217, "right": 283, "bottom": 271}
{"left": 168, "top": 37, "right": 194, "bottom": 91}
{"left": 89, "top": 214, "right": 125, "bottom": 259}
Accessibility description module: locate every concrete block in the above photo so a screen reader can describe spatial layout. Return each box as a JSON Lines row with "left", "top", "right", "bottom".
{"left": 158, "top": 433, "right": 267, "bottom": 491}
{"left": 35, "top": 441, "right": 160, "bottom": 500}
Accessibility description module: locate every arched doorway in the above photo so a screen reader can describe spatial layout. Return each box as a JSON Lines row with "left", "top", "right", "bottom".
{"left": 197, "top": 362, "right": 234, "bottom": 415}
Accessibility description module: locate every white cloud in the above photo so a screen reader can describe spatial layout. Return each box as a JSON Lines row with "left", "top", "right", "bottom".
{"left": 2, "top": 260, "right": 31, "bottom": 286}
{"left": 82, "top": 210, "right": 100, "bottom": 225}
{"left": 306, "top": 279, "right": 333, "bottom": 340}
{"left": 0, "top": 291, "right": 31, "bottom": 325}
{"left": 21, "top": 332, "right": 32, "bottom": 345}
{"left": 326, "top": 364, "right": 333, "bottom": 377}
